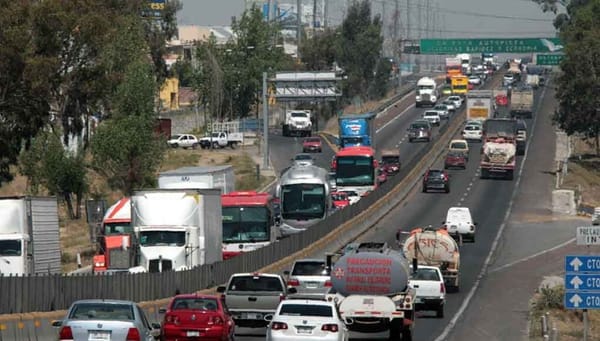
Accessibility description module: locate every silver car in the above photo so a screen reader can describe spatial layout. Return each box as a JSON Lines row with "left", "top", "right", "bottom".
{"left": 292, "top": 153, "right": 315, "bottom": 166}
{"left": 53, "top": 299, "right": 160, "bottom": 341}
{"left": 285, "top": 259, "right": 331, "bottom": 299}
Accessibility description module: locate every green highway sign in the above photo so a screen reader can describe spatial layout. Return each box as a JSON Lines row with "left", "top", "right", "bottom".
{"left": 419, "top": 38, "right": 563, "bottom": 54}
{"left": 536, "top": 53, "right": 564, "bottom": 65}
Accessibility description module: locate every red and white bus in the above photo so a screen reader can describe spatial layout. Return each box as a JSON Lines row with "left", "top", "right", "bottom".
{"left": 333, "top": 146, "right": 379, "bottom": 197}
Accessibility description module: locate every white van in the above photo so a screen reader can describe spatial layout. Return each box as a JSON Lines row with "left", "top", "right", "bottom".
{"left": 593, "top": 207, "right": 600, "bottom": 226}
{"left": 443, "top": 207, "right": 477, "bottom": 243}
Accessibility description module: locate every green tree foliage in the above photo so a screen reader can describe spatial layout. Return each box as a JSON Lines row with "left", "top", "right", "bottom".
{"left": 369, "top": 58, "right": 392, "bottom": 99}
{"left": 171, "top": 60, "right": 195, "bottom": 87}
{"left": 299, "top": 29, "right": 338, "bottom": 71}
{"left": 90, "top": 59, "right": 166, "bottom": 195}
{"left": 553, "top": 0, "right": 600, "bottom": 154}
{"left": 195, "top": 35, "right": 225, "bottom": 119}
{"left": 532, "top": 0, "right": 590, "bottom": 29}
{"left": 19, "top": 131, "right": 87, "bottom": 219}
{"left": 336, "top": 0, "right": 384, "bottom": 101}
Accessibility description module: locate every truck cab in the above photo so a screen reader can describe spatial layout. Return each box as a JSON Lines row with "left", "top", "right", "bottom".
{"left": 282, "top": 110, "right": 312, "bottom": 137}
{"left": 416, "top": 77, "right": 438, "bottom": 107}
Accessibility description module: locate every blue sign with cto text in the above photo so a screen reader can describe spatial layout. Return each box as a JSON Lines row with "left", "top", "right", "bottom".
{"left": 565, "top": 255, "right": 600, "bottom": 273}
{"left": 565, "top": 273, "right": 600, "bottom": 291}
{"left": 564, "top": 292, "right": 600, "bottom": 309}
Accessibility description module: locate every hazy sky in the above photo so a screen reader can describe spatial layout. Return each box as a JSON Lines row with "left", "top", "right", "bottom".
{"left": 177, "top": 0, "right": 560, "bottom": 39}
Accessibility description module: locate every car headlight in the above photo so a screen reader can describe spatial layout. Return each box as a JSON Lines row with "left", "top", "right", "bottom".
{"left": 416, "top": 95, "right": 421, "bottom": 101}
{"left": 431, "top": 96, "right": 437, "bottom": 101}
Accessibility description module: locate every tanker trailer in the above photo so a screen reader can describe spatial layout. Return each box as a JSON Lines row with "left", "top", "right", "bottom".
{"left": 327, "top": 242, "right": 416, "bottom": 341}
{"left": 401, "top": 227, "right": 461, "bottom": 291}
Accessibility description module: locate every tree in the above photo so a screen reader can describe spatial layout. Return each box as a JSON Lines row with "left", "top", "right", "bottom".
{"left": 552, "top": 0, "right": 600, "bottom": 155}
{"left": 90, "top": 59, "right": 166, "bottom": 195}
{"left": 369, "top": 58, "right": 392, "bottom": 99}
{"left": 336, "top": 0, "right": 383, "bottom": 101}
{"left": 532, "top": 0, "right": 591, "bottom": 29}
{"left": 299, "top": 28, "right": 338, "bottom": 71}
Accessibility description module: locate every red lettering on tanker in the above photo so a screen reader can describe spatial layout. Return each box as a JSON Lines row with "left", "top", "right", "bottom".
{"left": 344, "top": 257, "right": 392, "bottom": 293}
{"left": 405, "top": 239, "right": 451, "bottom": 252}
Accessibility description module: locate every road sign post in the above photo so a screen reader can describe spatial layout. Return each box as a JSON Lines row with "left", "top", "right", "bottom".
{"left": 565, "top": 255, "right": 600, "bottom": 341}
{"left": 419, "top": 38, "right": 563, "bottom": 54}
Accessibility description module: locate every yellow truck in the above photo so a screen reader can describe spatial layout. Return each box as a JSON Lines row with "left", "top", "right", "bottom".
{"left": 450, "top": 75, "right": 469, "bottom": 97}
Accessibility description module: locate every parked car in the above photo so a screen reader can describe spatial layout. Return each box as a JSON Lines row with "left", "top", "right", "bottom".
{"left": 444, "top": 151, "right": 467, "bottom": 169}
{"left": 407, "top": 120, "right": 433, "bottom": 142}
{"left": 448, "top": 139, "right": 470, "bottom": 161}
{"left": 284, "top": 259, "right": 332, "bottom": 299}
{"left": 443, "top": 207, "right": 477, "bottom": 243}
{"left": 447, "top": 96, "right": 463, "bottom": 108}
{"left": 422, "top": 111, "right": 441, "bottom": 126}
{"left": 303, "top": 137, "right": 323, "bottom": 153}
{"left": 168, "top": 134, "right": 199, "bottom": 149}
{"left": 409, "top": 265, "right": 446, "bottom": 318}
{"left": 199, "top": 131, "right": 243, "bottom": 149}
{"left": 52, "top": 299, "right": 161, "bottom": 341}
{"left": 266, "top": 299, "right": 349, "bottom": 341}
{"left": 462, "top": 124, "right": 483, "bottom": 142}
{"left": 422, "top": 169, "right": 450, "bottom": 193}
{"left": 432, "top": 104, "right": 450, "bottom": 120}
{"left": 292, "top": 153, "right": 315, "bottom": 166}
{"left": 160, "top": 294, "right": 235, "bottom": 341}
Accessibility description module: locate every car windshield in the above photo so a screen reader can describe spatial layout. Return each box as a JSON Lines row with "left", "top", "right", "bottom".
{"left": 305, "top": 138, "right": 320, "bottom": 143}
{"left": 295, "top": 154, "right": 312, "bottom": 160}
{"left": 424, "top": 112, "right": 438, "bottom": 117}
{"left": 292, "top": 261, "right": 329, "bottom": 276}
{"left": 343, "top": 191, "right": 358, "bottom": 197}
{"left": 411, "top": 268, "right": 440, "bottom": 281}
{"left": 69, "top": 303, "right": 134, "bottom": 321}
{"left": 228, "top": 276, "right": 283, "bottom": 292}
{"left": 434, "top": 106, "right": 446, "bottom": 110}
{"left": 279, "top": 304, "right": 333, "bottom": 317}
{"left": 448, "top": 97, "right": 460, "bottom": 101}
{"left": 291, "top": 112, "right": 308, "bottom": 118}
{"left": 451, "top": 142, "right": 467, "bottom": 149}
{"left": 171, "top": 298, "right": 218, "bottom": 311}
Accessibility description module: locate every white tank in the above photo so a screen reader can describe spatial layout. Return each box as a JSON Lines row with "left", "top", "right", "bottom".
{"left": 402, "top": 228, "right": 460, "bottom": 265}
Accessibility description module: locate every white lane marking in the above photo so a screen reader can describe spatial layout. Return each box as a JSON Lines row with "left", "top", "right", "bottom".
{"left": 376, "top": 103, "right": 416, "bottom": 134}
{"left": 434, "top": 82, "right": 548, "bottom": 341}
{"left": 488, "top": 238, "right": 576, "bottom": 274}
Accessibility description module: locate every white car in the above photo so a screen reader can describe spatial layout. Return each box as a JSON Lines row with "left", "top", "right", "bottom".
{"left": 468, "top": 75, "right": 481, "bottom": 85}
{"left": 447, "top": 96, "right": 463, "bottom": 108}
{"left": 285, "top": 259, "right": 331, "bottom": 299}
{"left": 443, "top": 207, "right": 477, "bottom": 243}
{"left": 167, "top": 134, "right": 199, "bottom": 149}
{"left": 292, "top": 153, "right": 315, "bottom": 166}
{"left": 341, "top": 190, "right": 360, "bottom": 205}
{"left": 422, "top": 111, "right": 441, "bottom": 126}
{"left": 266, "top": 299, "right": 349, "bottom": 341}
{"left": 462, "top": 124, "right": 483, "bottom": 142}
{"left": 409, "top": 265, "right": 446, "bottom": 318}
{"left": 441, "top": 99, "right": 456, "bottom": 113}
{"left": 431, "top": 104, "right": 450, "bottom": 119}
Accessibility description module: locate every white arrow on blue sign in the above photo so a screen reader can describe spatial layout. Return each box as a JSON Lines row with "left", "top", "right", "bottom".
{"left": 565, "top": 255, "right": 600, "bottom": 273}
{"left": 565, "top": 292, "right": 600, "bottom": 309}
{"left": 565, "top": 274, "right": 600, "bottom": 291}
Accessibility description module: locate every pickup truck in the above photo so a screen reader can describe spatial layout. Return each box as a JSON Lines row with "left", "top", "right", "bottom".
{"left": 409, "top": 265, "right": 446, "bottom": 318}
{"left": 217, "top": 273, "right": 292, "bottom": 328}
{"left": 199, "top": 131, "right": 244, "bottom": 149}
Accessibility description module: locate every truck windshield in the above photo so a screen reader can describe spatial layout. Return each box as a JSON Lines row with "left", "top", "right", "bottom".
{"left": 0, "top": 240, "right": 21, "bottom": 256}
{"left": 453, "top": 85, "right": 468, "bottom": 90}
{"left": 382, "top": 156, "right": 400, "bottom": 165}
{"left": 222, "top": 207, "right": 270, "bottom": 243}
{"left": 417, "top": 85, "right": 435, "bottom": 90}
{"left": 336, "top": 156, "right": 375, "bottom": 186}
{"left": 341, "top": 137, "right": 364, "bottom": 147}
{"left": 139, "top": 231, "right": 185, "bottom": 247}
{"left": 211, "top": 132, "right": 220, "bottom": 137}
{"left": 291, "top": 112, "right": 308, "bottom": 118}
{"left": 103, "top": 223, "right": 133, "bottom": 235}
{"left": 483, "top": 120, "right": 517, "bottom": 137}
{"left": 281, "top": 184, "right": 326, "bottom": 220}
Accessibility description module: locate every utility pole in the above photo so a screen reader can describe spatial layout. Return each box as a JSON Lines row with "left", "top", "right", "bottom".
{"left": 324, "top": 0, "right": 328, "bottom": 28}
{"left": 394, "top": 0, "right": 400, "bottom": 89}
{"left": 313, "top": 0, "right": 317, "bottom": 32}
{"left": 406, "top": 0, "right": 411, "bottom": 70}
{"left": 262, "top": 72, "right": 269, "bottom": 169}
{"left": 297, "top": 0, "right": 302, "bottom": 60}
{"left": 426, "top": 0, "right": 431, "bottom": 71}
{"left": 416, "top": 0, "right": 421, "bottom": 69}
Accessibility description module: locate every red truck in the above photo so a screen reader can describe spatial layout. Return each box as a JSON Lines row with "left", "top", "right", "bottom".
{"left": 92, "top": 197, "right": 134, "bottom": 273}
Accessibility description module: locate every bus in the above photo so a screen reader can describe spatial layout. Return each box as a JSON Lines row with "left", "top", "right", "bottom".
{"left": 334, "top": 146, "right": 379, "bottom": 197}
{"left": 221, "top": 191, "right": 276, "bottom": 260}
{"left": 451, "top": 75, "right": 469, "bottom": 97}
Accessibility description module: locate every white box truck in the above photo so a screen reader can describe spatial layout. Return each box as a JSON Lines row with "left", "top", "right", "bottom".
{"left": 0, "top": 196, "right": 61, "bottom": 276}
{"left": 130, "top": 189, "right": 222, "bottom": 272}
{"left": 282, "top": 110, "right": 312, "bottom": 137}
{"left": 466, "top": 90, "right": 493, "bottom": 122}
{"left": 158, "top": 165, "right": 235, "bottom": 194}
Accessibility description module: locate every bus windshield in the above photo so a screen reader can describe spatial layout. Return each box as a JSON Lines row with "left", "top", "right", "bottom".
{"left": 222, "top": 207, "right": 270, "bottom": 243}
{"left": 336, "top": 156, "right": 375, "bottom": 186}
{"left": 281, "top": 184, "right": 326, "bottom": 220}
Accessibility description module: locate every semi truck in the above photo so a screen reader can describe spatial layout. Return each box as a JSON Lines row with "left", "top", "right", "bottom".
{"left": 0, "top": 196, "right": 61, "bottom": 276}
{"left": 415, "top": 77, "right": 439, "bottom": 107}
{"left": 158, "top": 165, "right": 235, "bottom": 194}
{"left": 337, "top": 112, "right": 377, "bottom": 149}
{"left": 481, "top": 119, "right": 518, "bottom": 180}
{"left": 328, "top": 242, "right": 416, "bottom": 341}
{"left": 456, "top": 53, "right": 472, "bottom": 74}
{"left": 130, "top": 189, "right": 222, "bottom": 272}
{"left": 400, "top": 227, "right": 461, "bottom": 291}
{"left": 445, "top": 57, "right": 462, "bottom": 83}
{"left": 510, "top": 87, "right": 534, "bottom": 119}
{"left": 466, "top": 90, "right": 493, "bottom": 122}
{"left": 282, "top": 110, "right": 312, "bottom": 137}
{"left": 92, "top": 197, "right": 133, "bottom": 273}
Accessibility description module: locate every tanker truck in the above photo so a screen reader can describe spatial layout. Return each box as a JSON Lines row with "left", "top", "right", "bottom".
{"left": 327, "top": 242, "right": 416, "bottom": 341}
{"left": 400, "top": 227, "right": 461, "bottom": 292}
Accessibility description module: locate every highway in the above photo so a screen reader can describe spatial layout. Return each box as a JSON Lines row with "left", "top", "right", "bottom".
{"left": 233, "top": 73, "right": 547, "bottom": 340}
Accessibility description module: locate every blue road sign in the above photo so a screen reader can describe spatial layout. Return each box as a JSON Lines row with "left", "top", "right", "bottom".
{"left": 565, "top": 255, "right": 600, "bottom": 273}
{"left": 565, "top": 273, "right": 600, "bottom": 291}
{"left": 565, "top": 292, "right": 600, "bottom": 309}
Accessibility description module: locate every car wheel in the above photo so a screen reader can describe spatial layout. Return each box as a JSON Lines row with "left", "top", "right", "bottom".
{"left": 436, "top": 305, "right": 444, "bottom": 318}
{"left": 422, "top": 186, "right": 427, "bottom": 193}
{"left": 408, "top": 138, "right": 413, "bottom": 143}
{"left": 171, "top": 143, "right": 179, "bottom": 148}
{"left": 212, "top": 142, "right": 219, "bottom": 149}
{"left": 445, "top": 186, "right": 450, "bottom": 193}
{"left": 192, "top": 143, "right": 198, "bottom": 150}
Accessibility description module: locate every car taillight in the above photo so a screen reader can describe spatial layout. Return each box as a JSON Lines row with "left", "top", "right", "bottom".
{"left": 440, "top": 282, "right": 446, "bottom": 294}
{"left": 58, "top": 326, "right": 73, "bottom": 340}
{"left": 287, "top": 279, "right": 299, "bottom": 286}
{"left": 164, "top": 314, "right": 180, "bottom": 325}
{"left": 126, "top": 327, "right": 141, "bottom": 341}
{"left": 322, "top": 324, "right": 339, "bottom": 332}
{"left": 271, "top": 322, "right": 288, "bottom": 330}
{"left": 279, "top": 293, "right": 287, "bottom": 302}
{"left": 209, "top": 316, "right": 224, "bottom": 325}
{"left": 324, "top": 280, "right": 332, "bottom": 287}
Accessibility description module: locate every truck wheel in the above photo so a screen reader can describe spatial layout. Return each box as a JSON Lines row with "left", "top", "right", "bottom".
{"left": 308, "top": 131, "right": 312, "bottom": 137}
{"left": 507, "top": 171, "right": 514, "bottom": 180}
{"left": 171, "top": 143, "right": 179, "bottom": 148}
{"left": 480, "top": 169, "right": 487, "bottom": 179}
{"left": 436, "top": 305, "right": 444, "bottom": 318}
{"left": 422, "top": 186, "right": 427, "bottom": 193}
{"left": 230, "top": 142, "right": 237, "bottom": 149}
{"left": 192, "top": 143, "right": 198, "bottom": 150}
{"left": 212, "top": 142, "right": 218, "bottom": 149}
{"left": 388, "top": 323, "right": 402, "bottom": 341}
{"left": 401, "top": 328, "right": 413, "bottom": 341}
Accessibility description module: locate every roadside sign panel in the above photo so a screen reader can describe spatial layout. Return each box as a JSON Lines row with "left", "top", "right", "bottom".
{"left": 419, "top": 38, "right": 563, "bottom": 54}
{"left": 565, "top": 274, "right": 600, "bottom": 291}
{"left": 565, "top": 255, "right": 600, "bottom": 273}
{"left": 564, "top": 292, "right": 600, "bottom": 309}
{"left": 536, "top": 53, "right": 564, "bottom": 65}
{"left": 576, "top": 226, "right": 600, "bottom": 245}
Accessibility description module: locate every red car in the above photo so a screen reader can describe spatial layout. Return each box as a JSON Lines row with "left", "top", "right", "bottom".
{"left": 161, "top": 294, "right": 235, "bottom": 341}
{"left": 302, "top": 137, "right": 322, "bottom": 153}
{"left": 444, "top": 151, "right": 467, "bottom": 169}
{"left": 467, "top": 82, "right": 475, "bottom": 90}
{"left": 331, "top": 191, "right": 350, "bottom": 209}
{"left": 377, "top": 170, "right": 388, "bottom": 184}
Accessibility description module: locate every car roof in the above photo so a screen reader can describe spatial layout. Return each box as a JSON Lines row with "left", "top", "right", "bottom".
{"left": 409, "top": 264, "right": 440, "bottom": 271}
{"left": 231, "top": 272, "right": 282, "bottom": 278}
{"left": 279, "top": 299, "right": 335, "bottom": 306}
{"left": 293, "top": 258, "right": 326, "bottom": 264}
{"left": 451, "top": 139, "right": 468, "bottom": 144}
{"left": 71, "top": 299, "right": 135, "bottom": 305}
{"left": 172, "top": 294, "right": 220, "bottom": 300}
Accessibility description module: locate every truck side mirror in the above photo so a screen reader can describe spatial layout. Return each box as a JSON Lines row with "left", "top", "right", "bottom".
{"left": 158, "top": 308, "right": 167, "bottom": 314}
{"left": 216, "top": 286, "right": 226, "bottom": 293}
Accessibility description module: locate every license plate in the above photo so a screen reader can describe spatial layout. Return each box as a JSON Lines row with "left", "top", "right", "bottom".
{"left": 306, "top": 282, "right": 319, "bottom": 288}
{"left": 245, "top": 313, "right": 260, "bottom": 320}
{"left": 297, "top": 327, "right": 313, "bottom": 334}
{"left": 88, "top": 331, "right": 110, "bottom": 341}
{"left": 186, "top": 331, "right": 201, "bottom": 337}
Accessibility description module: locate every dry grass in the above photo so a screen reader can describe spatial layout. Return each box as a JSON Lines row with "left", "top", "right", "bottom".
{"left": 529, "top": 302, "right": 600, "bottom": 340}
{"left": 562, "top": 136, "right": 600, "bottom": 206}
